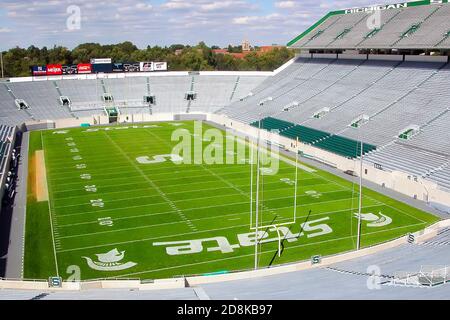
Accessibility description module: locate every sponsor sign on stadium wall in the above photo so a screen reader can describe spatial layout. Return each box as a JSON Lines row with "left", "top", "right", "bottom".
{"left": 112, "top": 63, "right": 124, "bottom": 72}
{"left": 90, "top": 58, "right": 112, "bottom": 64}
{"left": 153, "top": 62, "right": 168, "bottom": 71}
{"left": 31, "top": 60, "right": 167, "bottom": 75}
{"left": 62, "top": 65, "right": 78, "bottom": 75}
{"left": 77, "top": 63, "right": 92, "bottom": 74}
{"left": 140, "top": 62, "right": 153, "bottom": 72}
{"left": 46, "top": 64, "right": 63, "bottom": 75}
{"left": 123, "top": 62, "right": 140, "bottom": 72}
{"left": 92, "top": 63, "right": 113, "bottom": 74}
{"left": 31, "top": 65, "right": 47, "bottom": 76}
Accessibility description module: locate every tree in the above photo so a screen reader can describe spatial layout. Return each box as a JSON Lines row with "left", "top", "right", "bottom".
{"left": 1, "top": 41, "right": 295, "bottom": 77}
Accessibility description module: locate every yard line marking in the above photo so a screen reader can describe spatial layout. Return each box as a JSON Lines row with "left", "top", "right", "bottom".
{"left": 102, "top": 131, "right": 197, "bottom": 232}
{"left": 47, "top": 166, "right": 298, "bottom": 187}
{"left": 56, "top": 192, "right": 361, "bottom": 218}
{"left": 48, "top": 162, "right": 261, "bottom": 179}
{"left": 51, "top": 175, "right": 329, "bottom": 197}
{"left": 52, "top": 180, "right": 340, "bottom": 203}
{"left": 52, "top": 187, "right": 348, "bottom": 209}
{"left": 57, "top": 204, "right": 385, "bottom": 229}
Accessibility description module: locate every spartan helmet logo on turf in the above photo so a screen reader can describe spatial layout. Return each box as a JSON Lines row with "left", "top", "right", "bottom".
{"left": 354, "top": 212, "right": 393, "bottom": 228}
{"left": 83, "top": 248, "right": 137, "bottom": 271}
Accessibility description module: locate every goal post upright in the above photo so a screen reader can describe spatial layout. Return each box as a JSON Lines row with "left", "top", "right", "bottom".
{"left": 254, "top": 117, "right": 262, "bottom": 270}
{"left": 250, "top": 120, "right": 301, "bottom": 268}
{"left": 357, "top": 133, "right": 364, "bottom": 251}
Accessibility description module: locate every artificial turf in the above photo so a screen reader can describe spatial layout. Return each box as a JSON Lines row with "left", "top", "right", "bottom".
{"left": 23, "top": 121, "right": 439, "bottom": 280}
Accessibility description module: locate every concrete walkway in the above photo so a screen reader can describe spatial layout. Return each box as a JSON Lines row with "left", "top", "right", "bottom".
{"left": 5, "top": 131, "right": 29, "bottom": 279}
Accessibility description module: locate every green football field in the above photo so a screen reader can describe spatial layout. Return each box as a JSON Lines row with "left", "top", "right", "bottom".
{"left": 24, "top": 121, "right": 439, "bottom": 281}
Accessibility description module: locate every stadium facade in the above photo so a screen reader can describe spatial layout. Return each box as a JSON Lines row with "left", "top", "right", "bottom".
{"left": 0, "top": 0, "right": 449, "bottom": 299}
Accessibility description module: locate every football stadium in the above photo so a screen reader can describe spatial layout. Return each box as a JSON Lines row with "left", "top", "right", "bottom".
{"left": 0, "top": 0, "right": 450, "bottom": 301}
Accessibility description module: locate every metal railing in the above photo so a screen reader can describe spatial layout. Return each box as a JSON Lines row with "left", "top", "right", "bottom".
{"left": 390, "top": 266, "right": 449, "bottom": 287}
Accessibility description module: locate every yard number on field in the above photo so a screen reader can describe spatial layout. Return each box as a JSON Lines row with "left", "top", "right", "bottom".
{"left": 85, "top": 185, "right": 97, "bottom": 193}
{"left": 91, "top": 199, "right": 104, "bottom": 208}
{"left": 98, "top": 217, "right": 113, "bottom": 227}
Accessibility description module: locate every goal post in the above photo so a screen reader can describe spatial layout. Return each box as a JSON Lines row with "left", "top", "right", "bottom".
{"left": 249, "top": 121, "right": 300, "bottom": 267}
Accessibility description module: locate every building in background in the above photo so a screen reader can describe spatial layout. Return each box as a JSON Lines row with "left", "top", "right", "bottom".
{"left": 212, "top": 41, "right": 285, "bottom": 59}
{"left": 242, "top": 40, "right": 251, "bottom": 52}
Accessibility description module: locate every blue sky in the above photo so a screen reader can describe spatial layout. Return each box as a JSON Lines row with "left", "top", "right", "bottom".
{"left": 0, "top": 0, "right": 399, "bottom": 50}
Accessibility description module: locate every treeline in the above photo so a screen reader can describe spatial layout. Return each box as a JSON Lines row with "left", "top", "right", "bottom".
{"left": 1, "top": 41, "right": 295, "bottom": 77}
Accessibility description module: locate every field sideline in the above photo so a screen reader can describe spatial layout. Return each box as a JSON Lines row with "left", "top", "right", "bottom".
{"left": 23, "top": 121, "right": 439, "bottom": 281}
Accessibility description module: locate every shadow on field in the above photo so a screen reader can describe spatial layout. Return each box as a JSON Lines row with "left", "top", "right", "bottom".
{"left": 267, "top": 210, "right": 313, "bottom": 267}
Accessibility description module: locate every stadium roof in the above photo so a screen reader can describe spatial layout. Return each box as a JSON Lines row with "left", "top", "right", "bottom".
{"left": 288, "top": 0, "right": 450, "bottom": 50}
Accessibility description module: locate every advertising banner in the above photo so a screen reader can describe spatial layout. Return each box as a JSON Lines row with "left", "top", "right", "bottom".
{"left": 153, "top": 62, "right": 168, "bottom": 71}
{"left": 31, "top": 66, "right": 47, "bottom": 76}
{"left": 112, "top": 63, "right": 124, "bottom": 72}
{"left": 140, "top": 62, "right": 153, "bottom": 72}
{"left": 62, "top": 65, "right": 78, "bottom": 75}
{"left": 123, "top": 62, "right": 140, "bottom": 72}
{"left": 77, "top": 63, "right": 92, "bottom": 74}
{"left": 92, "top": 63, "right": 113, "bottom": 73}
{"left": 46, "top": 64, "right": 63, "bottom": 75}
{"left": 90, "top": 58, "right": 112, "bottom": 64}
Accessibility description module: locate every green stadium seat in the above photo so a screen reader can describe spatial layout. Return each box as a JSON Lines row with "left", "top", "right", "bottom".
{"left": 251, "top": 117, "right": 377, "bottom": 159}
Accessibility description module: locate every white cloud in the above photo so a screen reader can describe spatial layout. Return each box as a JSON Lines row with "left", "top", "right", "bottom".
{"left": 275, "top": 1, "right": 297, "bottom": 9}
{"left": 161, "top": 1, "right": 193, "bottom": 10}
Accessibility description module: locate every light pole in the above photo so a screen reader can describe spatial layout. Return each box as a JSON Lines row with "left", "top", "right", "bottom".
{"left": 356, "top": 128, "right": 364, "bottom": 251}
{"left": 0, "top": 51, "right": 4, "bottom": 79}
{"left": 254, "top": 117, "right": 261, "bottom": 270}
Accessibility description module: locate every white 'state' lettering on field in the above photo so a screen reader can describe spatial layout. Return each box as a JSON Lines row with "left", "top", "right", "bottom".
{"left": 153, "top": 217, "right": 333, "bottom": 256}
